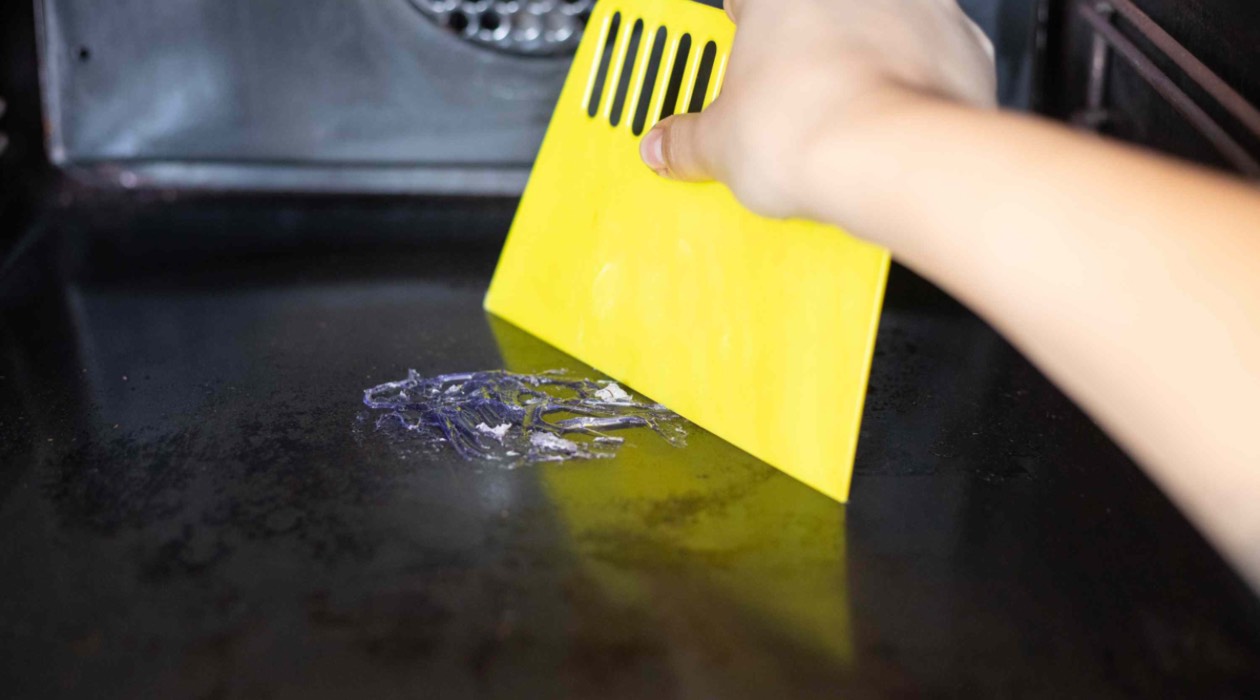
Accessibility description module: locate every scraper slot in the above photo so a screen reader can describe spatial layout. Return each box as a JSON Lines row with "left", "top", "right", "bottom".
{"left": 676, "top": 38, "right": 705, "bottom": 116}
{"left": 632, "top": 27, "right": 668, "bottom": 135}
{"left": 608, "top": 20, "right": 644, "bottom": 126}
{"left": 659, "top": 34, "right": 692, "bottom": 121}
{"left": 598, "top": 17, "right": 635, "bottom": 121}
{"left": 687, "top": 41, "right": 718, "bottom": 113}
{"left": 585, "top": 12, "right": 622, "bottom": 118}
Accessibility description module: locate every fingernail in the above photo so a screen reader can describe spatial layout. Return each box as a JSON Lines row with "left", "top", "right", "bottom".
{"left": 640, "top": 127, "right": 666, "bottom": 173}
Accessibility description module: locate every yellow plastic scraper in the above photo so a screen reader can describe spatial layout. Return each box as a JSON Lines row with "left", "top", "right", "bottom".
{"left": 485, "top": 0, "right": 890, "bottom": 502}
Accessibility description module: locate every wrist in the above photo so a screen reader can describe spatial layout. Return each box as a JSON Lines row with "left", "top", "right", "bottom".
{"left": 796, "top": 86, "right": 964, "bottom": 251}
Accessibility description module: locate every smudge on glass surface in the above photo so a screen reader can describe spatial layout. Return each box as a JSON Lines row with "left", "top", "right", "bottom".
{"left": 363, "top": 370, "right": 686, "bottom": 464}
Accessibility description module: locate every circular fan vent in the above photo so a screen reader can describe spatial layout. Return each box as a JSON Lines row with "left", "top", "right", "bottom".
{"left": 411, "top": 0, "right": 594, "bottom": 57}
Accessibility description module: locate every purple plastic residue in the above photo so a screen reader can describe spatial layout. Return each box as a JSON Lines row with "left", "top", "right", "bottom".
{"left": 363, "top": 370, "right": 686, "bottom": 464}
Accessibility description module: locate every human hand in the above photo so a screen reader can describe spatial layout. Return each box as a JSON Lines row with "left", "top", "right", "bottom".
{"left": 639, "top": 0, "right": 996, "bottom": 221}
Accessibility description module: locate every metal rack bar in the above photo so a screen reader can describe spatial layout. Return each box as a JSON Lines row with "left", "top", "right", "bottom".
{"left": 1107, "top": 0, "right": 1260, "bottom": 139}
{"left": 1077, "top": 0, "right": 1260, "bottom": 178}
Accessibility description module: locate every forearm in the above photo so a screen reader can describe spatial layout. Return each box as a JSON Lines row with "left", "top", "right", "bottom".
{"left": 807, "top": 95, "right": 1260, "bottom": 587}
{"left": 640, "top": 0, "right": 1260, "bottom": 587}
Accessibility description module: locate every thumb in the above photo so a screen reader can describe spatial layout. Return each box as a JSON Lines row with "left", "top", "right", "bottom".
{"left": 639, "top": 112, "right": 718, "bottom": 182}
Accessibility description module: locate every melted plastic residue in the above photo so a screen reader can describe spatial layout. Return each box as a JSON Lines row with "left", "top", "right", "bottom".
{"left": 363, "top": 370, "right": 686, "bottom": 464}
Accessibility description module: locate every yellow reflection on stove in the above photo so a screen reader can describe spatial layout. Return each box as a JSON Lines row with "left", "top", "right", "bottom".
{"left": 489, "top": 313, "right": 853, "bottom": 679}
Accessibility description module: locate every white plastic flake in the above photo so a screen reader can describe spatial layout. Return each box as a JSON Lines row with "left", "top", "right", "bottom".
{"left": 529, "top": 432, "right": 579, "bottom": 453}
{"left": 475, "top": 422, "right": 512, "bottom": 441}
{"left": 594, "top": 382, "right": 632, "bottom": 403}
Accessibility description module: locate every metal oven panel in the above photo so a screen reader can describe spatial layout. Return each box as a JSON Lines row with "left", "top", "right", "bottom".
{"left": 34, "top": 0, "right": 1034, "bottom": 195}
{"left": 37, "top": 0, "right": 571, "bottom": 194}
